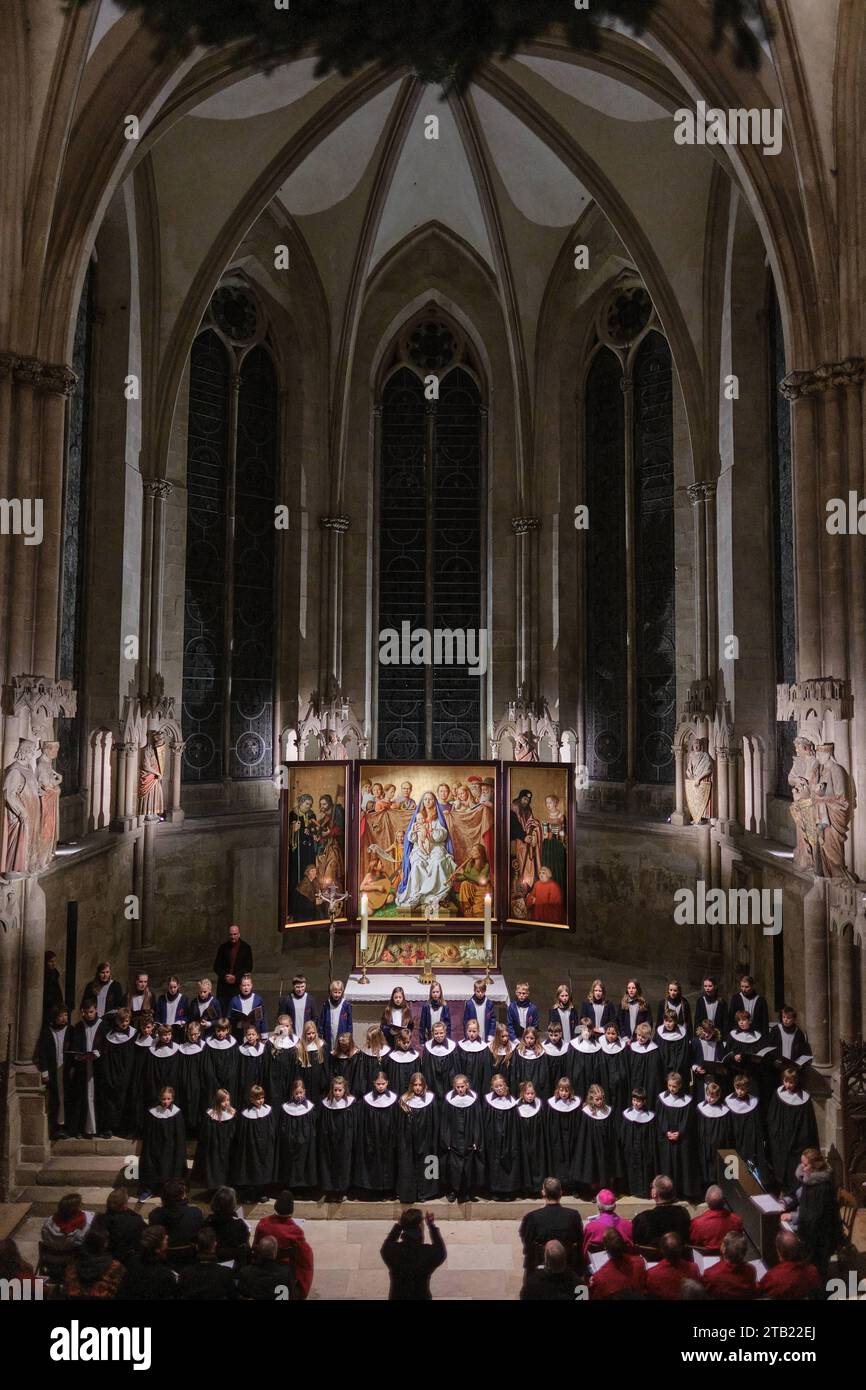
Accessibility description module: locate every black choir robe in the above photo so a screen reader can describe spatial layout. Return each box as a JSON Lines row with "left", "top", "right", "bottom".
{"left": 453, "top": 1040, "right": 492, "bottom": 1096}
{"left": 277, "top": 1100, "right": 318, "bottom": 1189}
{"left": 544, "top": 1097, "right": 582, "bottom": 1189}
{"left": 266, "top": 1040, "right": 299, "bottom": 1108}
{"left": 188, "top": 994, "right": 221, "bottom": 1035}
{"left": 231, "top": 1104, "right": 277, "bottom": 1191}
{"left": 655, "top": 1026, "right": 691, "bottom": 1090}
{"left": 627, "top": 1040, "right": 663, "bottom": 1100}
{"left": 566, "top": 1039, "right": 601, "bottom": 1099}
{"left": 515, "top": 1098, "right": 547, "bottom": 1195}
{"left": 193, "top": 1110, "right": 237, "bottom": 1190}
{"left": 724, "top": 1094, "right": 767, "bottom": 1181}
{"left": 483, "top": 1094, "right": 520, "bottom": 1196}
{"left": 317, "top": 1096, "right": 357, "bottom": 1194}
{"left": 617, "top": 1003, "right": 653, "bottom": 1041}
{"left": 618, "top": 1107, "right": 659, "bottom": 1198}
{"left": 96, "top": 1027, "right": 137, "bottom": 1135}
{"left": 767, "top": 1024, "right": 813, "bottom": 1072}
{"left": 690, "top": 1037, "right": 728, "bottom": 1102}
{"left": 65, "top": 1018, "right": 105, "bottom": 1136}
{"left": 421, "top": 1040, "right": 459, "bottom": 1100}
{"left": 397, "top": 1093, "right": 440, "bottom": 1203}
{"left": 728, "top": 991, "right": 769, "bottom": 1037}
{"left": 355, "top": 1091, "right": 400, "bottom": 1193}
{"left": 204, "top": 1036, "right": 240, "bottom": 1105}
{"left": 598, "top": 1041, "right": 630, "bottom": 1113}
{"left": 354, "top": 1047, "right": 391, "bottom": 1098}
{"left": 695, "top": 1099, "right": 733, "bottom": 1190}
{"left": 574, "top": 1105, "right": 619, "bottom": 1189}
{"left": 139, "top": 1104, "right": 187, "bottom": 1189}
{"left": 294, "top": 1046, "right": 329, "bottom": 1104}
{"left": 143, "top": 1043, "right": 181, "bottom": 1109}
{"left": 725, "top": 1029, "right": 776, "bottom": 1103}
{"left": 237, "top": 1042, "right": 268, "bottom": 1108}
{"left": 37, "top": 1021, "right": 72, "bottom": 1135}
{"left": 385, "top": 1047, "right": 422, "bottom": 1097}
{"left": 127, "top": 1035, "right": 154, "bottom": 1136}
{"left": 176, "top": 1042, "right": 208, "bottom": 1135}
{"left": 694, "top": 993, "right": 729, "bottom": 1041}
{"left": 656, "top": 995, "right": 693, "bottom": 1036}
{"left": 766, "top": 1088, "right": 818, "bottom": 1193}
{"left": 656, "top": 1092, "right": 700, "bottom": 1199}
{"left": 542, "top": 1042, "right": 572, "bottom": 1100}
{"left": 508, "top": 1048, "right": 549, "bottom": 1102}
{"left": 440, "top": 1092, "right": 484, "bottom": 1198}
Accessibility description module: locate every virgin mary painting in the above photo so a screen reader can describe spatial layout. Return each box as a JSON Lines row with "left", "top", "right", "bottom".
{"left": 395, "top": 791, "right": 457, "bottom": 911}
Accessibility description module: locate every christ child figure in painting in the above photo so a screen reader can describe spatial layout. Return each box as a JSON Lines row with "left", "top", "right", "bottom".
{"left": 526, "top": 866, "right": 564, "bottom": 924}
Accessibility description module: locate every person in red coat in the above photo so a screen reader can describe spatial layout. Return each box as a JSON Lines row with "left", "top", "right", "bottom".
{"left": 702, "top": 1231, "right": 757, "bottom": 1299}
{"left": 646, "top": 1232, "right": 701, "bottom": 1299}
{"left": 526, "top": 867, "right": 564, "bottom": 924}
{"left": 589, "top": 1229, "right": 647, "bottom": 1300}
{"left": 758, "top": 1231, "right": 820, "bottom": 1300}
{"left": 252, "top": 1190, "right": 314, "bottom": 1299}
{"left": 689, "top": 1185, "right": 744, "bottom": 1250}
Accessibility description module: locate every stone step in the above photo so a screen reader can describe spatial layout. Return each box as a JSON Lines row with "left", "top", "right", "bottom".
{"left": 37, "top": 1155, "right": 180, "bottom": 1186}
{"left": 53, "top": 1138, "right": 139, "bottom": 1156}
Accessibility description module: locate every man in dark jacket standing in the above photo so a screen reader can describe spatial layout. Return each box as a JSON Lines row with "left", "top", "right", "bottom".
{"left": 213, "top": 923, "right": 253, "bottom": 1015}
{"left": 380, "top": 1209, "right": 446, "bottom": 1300}
{"left": 518, "top": 1177, "right": 584, "bottom": 1271}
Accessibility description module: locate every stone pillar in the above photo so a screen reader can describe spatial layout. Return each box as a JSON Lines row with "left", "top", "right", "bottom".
{"left": 511, "top": 517, "right": 542, "bottom": 699}
{"left": 836, "top": 926, "right": 857, "bottom": 1046}
{"left": 16, "top": 877, "right": 46, "bottom": 1063}
{"left": 671, "top": 741, "right": 685, "bottom": 825}
{"left": 717, "top": 749, "right": 729, "bottom": 821}
{"left": 319, "top": 516, "right": 350, "bottom": 693}
{"left": 125, "top": 742, "right": 139, "bottom": 823}
{"left": 142, "top": 480, "right": 174, "bottom": 694}
{"left": 726, "top": 748, "right": 741, "bottom": 832}
{"left": 687, "top": 482, "right": 714, "bottom": 686}
{"left": 780, "top": 387, "right": 820, "bottom": 675}
{"left": 168, "top": 740, "right": 185, "bottom": 824}
{"left": 802, "top": 876, "right": 830, "bottom": 1067}
{"left": 141, "top": 817, "right": 158, "bottom": 949}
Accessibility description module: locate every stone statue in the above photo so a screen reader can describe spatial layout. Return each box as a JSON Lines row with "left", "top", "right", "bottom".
{"left": 514, "top": 730, "right": 540, "bottom": 763}
{"left": 788, "top": 735, "right": 818, "bottom": 870}
{"left": 138, "top": 732, "right": 166, "bottom": 819}
{"left": 810, "top": 742, "right": 853, "bottom": 880}
{"left": 34, "top": 740, "right": 63, "bottom": 873}
{"left": 0, "top": 739, "right": 41, "bottom": 878}
{"left": 685, "top": 735, "right": 714, "bottom": 824}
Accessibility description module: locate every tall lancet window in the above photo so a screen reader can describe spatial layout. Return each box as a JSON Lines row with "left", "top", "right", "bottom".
{"left": 377, "top": 318, "right": 484, "bottom": 761}
{"left": 582, "top": 289, "right": 675, "bottom": 786}
{"left": 182, "top": 284, "right": 277, "bottom": 783}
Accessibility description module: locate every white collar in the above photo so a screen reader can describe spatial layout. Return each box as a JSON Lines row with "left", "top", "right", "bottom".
{"left": 459, "top": 1039, "right": 486, "bottom": 1052}
{"left": 389, "top": 1049, "right": 419, "bottom": 1062}
{"left": 517, "top": 1046, "right": 543, "bottom": 1058}
{"left": 776, "top": 1087, "right": 810, "bottom": 1106}
{"left": 362, "top": 1045, "right": 390, "bottom": 1057}
{"left": 446, "top": 1090, "right": 477, "bottom": 1107}
{"left": 425, "top": 1039, "right": 456, "bottom": 1054}
{"left": 600, "top": 1039, "right": 625, "bottom": 1054}
{"left": 570, "top": 1038, "right": 598, "bottom": 1052}
{"left": 242, "top": 1105, "right": 271, "bottom": 1118}
{"left": 659, "top": 1027, "right": 686, "bottom": 1042}
{"left": 517, "top": 1099, "right": 541, "bottom": 1117}
{"left": 106, "top": 1030, "right": 134, "bottom": 1044}
{"left": 543, "top": 1041, "right": 568, "bottom": 1054}
{"left": 698, "top": 1102, "right": 729, "bottom": 1117}
{"left": 206, "top": 1036, "right": 236, "bottom": 1050}
{"left": 149, "top": 1104, "right": 180, "bottom": 1118}
{"left": 283, "top": 1100, "right": 314, "bottom": 1116}
{"left": 726, "top": 1095, "right": 758, "bottom": 1114}
{"left": 322, "top": 1095, "right": 355, "bottom": 1110}
{"left": 630, "top": 1040, "right": 657, "bottom": 1052}
{"left": 178, "top": 1042, "right": 203, "bottom": 1054}
{"left": 623, "top": 1107, "right": 654, "bottom": 1123}
{"left": 239, "top": 1043, "right": 265, "bottom": 1056}
{"left": 364, "top": 1090, "right": 397, "bottom": 1108}
{"left": 272, "top": 1036, "right": 297, "bottom": 1049}
{"left": 406, "top": 1092, "right": 434, "bottom": 1109}
{"left": 152, "top": 1045, "right": 177, "bottom": 1058}
{"left": 730, "top": 1030, "right": 759, "bottom": 1042}
{"left": 135, "top": 1036, "right": 154, "bottom": 1048}
{"left": 548, "top": 1096, "right": 579, "bottom": 1112}
{"left": 659, "top": 1092, "right": 690, "bottom": 1108}
{"left": 583, "top": 1104, "right": 612, "bottom": 1119}
{"left": 485, "top": 1093, "right": 517, "bottom": 1109}
{"left": 208, "top": 1108, "right": 235, "bottom": 1122}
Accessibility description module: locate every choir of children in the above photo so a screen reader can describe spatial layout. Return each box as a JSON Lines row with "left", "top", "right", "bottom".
{"left": 40, "top": 969, "right": 820, "bottom": 1207}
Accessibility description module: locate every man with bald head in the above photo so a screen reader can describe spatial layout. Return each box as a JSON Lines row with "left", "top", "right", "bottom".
{"left": 758, "top": 1231, "right": 820, "bottom": 1300}
{"left": 688, "top": 1184, "right": 744, "bottom": 1251}
{"left": 213, "top": 923, "right": 253, "bottom": 1016}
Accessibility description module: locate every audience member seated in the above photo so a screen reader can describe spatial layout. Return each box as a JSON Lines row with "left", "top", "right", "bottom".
{"left": 380, "top": 1209, "right": 447, "bottom": 1301}
{"left": 61, "top": 1227, "right": 125, "bottom": 1301}
{"left": 237, "top": 1235, "right": 290, "bottom": 1300}
{"left": 701, "top": 1231, "right": 758, "bottom": 1300}
{"left": 118, "top": 1227, "right": 178, "bottom": 1300}
{"left": 589, "top": 1229, "right": 647, "bottom": 1300}
{"left": 203, "top": 1186, "right": 251, "bottom": 1266}
{"left": 41, "top": 1192, "right": 94, "bottom": 1264}
{"left": 520, "top": 1240, "right": 577, "bottom": 1301}
{"left": 147, "top": 1178, "right": 204, "bottom": 1268}
{"left": 583, "top": 1189, "right": 633, "bottom": 1256}
{"left": 518, "top": 1177, "right": 584, "bottom": 1270}
{"left": 253, "top": 1190, "right": 314, "bottom": 1299}
{"left": 0, "top": 1237, "right": 43, "bottom": 1298}
{"left": 631, "top": 1175, "right": 691, "bottom": 1248}
{"left": 94, "top": 1187, "right": 145, "bottom": 1265}
{"left": 177, "top": 1227, "right": 238, "bottom": 1300}
{"left": 688, "top": 1185, "right": 744, "bottom": 1251}
{"left": 758, "top": 1230, "right": 821, "bottom": 1300}
{"left": 645, "top": 1233, "right": 700, "bottom": 1300}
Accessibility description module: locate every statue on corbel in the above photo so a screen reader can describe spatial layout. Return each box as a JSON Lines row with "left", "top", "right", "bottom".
{"left": 777, "top": 678, "right": 855, "bottom": 881}
{"left": 491, "top": 691, "right": 572, "bottom": 763}
{"left": 286, "top": 686, "right": 368, "bottom": 763}
{"left": 0, "top": 675, "right": 76, "bottom": 879}
{"left": 117, "top": 681, "right": 185, "bottom": 825}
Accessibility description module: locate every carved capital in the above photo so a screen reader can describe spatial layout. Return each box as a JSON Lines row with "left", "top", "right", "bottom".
{"left": 143, "top": 479, "right": 174, "bottom": 500}
{"left": 319, "top": 515, "right": 350, "bottom": 533}
{"left": 7, "top": 355, "right": 77, "bottom": 395}
{"left": 687, "top": 481, "right": 717, "bottom": 506}
{"left": 38, "top": 363, "right": 78, "bottom": 397}
{"left": 511, "top": 516, "right": 542, "bottom": 536}
{"left": 779, "top": 358, "right": 866, "bottom": 401}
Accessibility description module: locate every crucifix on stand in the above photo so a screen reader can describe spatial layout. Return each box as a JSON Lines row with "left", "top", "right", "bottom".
{"left": 316, "top": 883, "right": 349, "bottom": 985}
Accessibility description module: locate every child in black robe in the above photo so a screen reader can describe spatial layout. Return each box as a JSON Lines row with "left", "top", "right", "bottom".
{"left": 510, "top": 1027, "right": 549, "bottom": 1101}
{"left": 139, "top": 1085, "right": 187, "bottom": 1199}
{"left": 277, "top": 1078, "right": 318, "bottom": 1190}
{"left": 238, "top": 1024, "right": 268, "bottom": 1102}
{"left": 127, "top": 1013, "right": 155, "bottom": 1137}
{"left": 598, "top": 1023, "right": 630, "bottom": 1114}
{"left": 318, "top": 1075, "right": 357, "bottom": 1200}
{"left": 385, "top": 1027, "right": 421, "bottom": 1097}
{"left": 541, "top": 1020, "right": 571, "bottom": 1099}
{"left": 177, "top": 1021, "right": 207, "bottom": 1137}
{"left": 567, "top": 1018, "right": 601, "bottom": 1099}
{"left": 356, "top": 1070, "right": 399, "bottom": 1195}
{"left": 421, "top": 1021, "right": 459, "bottom": 1099}
{"left": 396, "top": 1073, "right": 439, "bottom": 1204}
{"left": 656, "top": 1071, "right": 700, "bottom": 1200}
{"left": 544, "top": 1077, "right": 582, "bottom": 1192}
{"left": 656, "top": 1012, "right": 691, "bottom": 1091}
{"left": 515, "top": 1080, "right": 546, "bottom": 1197}
{"left": 574, "top": 1083, "right": 619, "bottom": 1192}
{"left": 455, "top": 1018, "right": 492, "bottom": 1095}
{"left": 266, "top": 1016, "right": 299, "bottom": 1108}
{"left": 619, "top": 1086, "right": 658, "bottom": 1198}
{"left": 483, "top": 1073, "right": 520, "bottom": 1198}
{"left": 331, "top": 1031, "right": 363, "bottom": 1098}
{"left": 193, "top": 1087, "right": 237, "bottom": 1192}
{"left": 627, "top": 1023, "right": 663, "bottom": 1100}
{"left": 695, "top": 1078, "right": 732, "bottom": 1190}
{"left": 37, "top": 1004, "right": 72, "bottom": 1139}
{"left": 486, "top": 1024, "right": 514, "bottom": 1091}
{"left": 441, "top": 1074, "right": 484, "bottom": 1202}
{"left": 96, "top": 1006, "right": 136, "bottom": 1138}
{"left": 690, "top": 1017, "right": 726, "bottom": 1102}
{"left": 356, "top": 1025, "right": 392, "bottom": 1098}
{"left": 204, "top": 1018, "right": 240, "bottom": 1101}
{"left": 767, "top": 1067, "right": 818, "bottom": 1194}
{"left": 296, "top": 1021, "right": 330, "bottom": 1103}
{"left": 231, "top": 1083, "right": 276, "bottom": 1203}
{"left": 724, "top": 1072, "right": 767, "bottom": 1184}
{"left": 726, "top": 1010, "right": 776, "bottom": 1103}
{"left": 143, "top": 1025, "right": 180, "bottom": 1109}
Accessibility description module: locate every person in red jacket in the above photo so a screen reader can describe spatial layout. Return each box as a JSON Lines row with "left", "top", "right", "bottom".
{"left": 689, "top": 1185, "right": 744, "bottom": 1251}
{"left": 758, "top": 1231, "right": 820, "bottom": 1300}
{"left": 646, "top": 1232, "right": 701, "bottom": 1300}
{"left": 252, "top": 1190, "right": 314, "bottom": 1299}
{"left": 702, "top": 1231, "right": 757, "bottom": 1299}
{"left": 589, "top": 1229, "right": 647, "bottom": 1300}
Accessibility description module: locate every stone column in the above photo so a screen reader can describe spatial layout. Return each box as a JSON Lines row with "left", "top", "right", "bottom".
{"left": 168, "top": 740, "right": 185, "bottom": 825}
{"left": 836, "top": 926, "right": 857, "bottom": 1046}
{"left": 726, "top": 747, "right": 741, "bottom": 832}
{"left": 143, "top": 480, "right": 174, "bottom": 692}
{"left": 802, "top": 876, "right": 830, "bottom": 1067}
{"left": 511, "top": 517, "right": 542, "bottom": 698}
{"left": 671, "top": 741, "right": 685, "bottom": 824}
{"left": 716, "top": 749, "right": 730, "bottom": 821}
{"left": 141, "top": 817, "right": 158, "bottom": 950}
{"left": 687, "top": 483, "right": 711, "bottom": 686}
{"left": 319, "top": 516, "right": 350, "bottom": 693}
{"left": 16, "top": 877, "right": 46, "bottom": 1063}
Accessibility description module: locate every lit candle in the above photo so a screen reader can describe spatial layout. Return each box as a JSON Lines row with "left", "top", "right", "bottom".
{"left": 360, "top": 893, "right": 369, "bottom": 953}
{"left": 483, "top": 892, "right": 492, "bottom": 954}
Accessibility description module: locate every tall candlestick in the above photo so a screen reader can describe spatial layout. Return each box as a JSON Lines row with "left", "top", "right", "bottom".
{"left": 483, "top": 892, "right": 492, "bottom": 954}
{"left": 360, "top": 893, "right": 369, "bottom": 953}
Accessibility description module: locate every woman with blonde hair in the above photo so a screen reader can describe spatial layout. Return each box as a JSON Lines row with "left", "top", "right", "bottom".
{"left": 488, "top": 1021, "right": 513, "bottom": 1070}
{"left": 331, "top": 1029, "right": 362, "bottom": 1097}
{"left": 580, "top": 979, "right": 616, "bottom": 1036}
{"left": 295, "top": 1019, "right": 329, "bottom": 1103}
{"left": 397, "top": 1072, "right": 439, "bottom": 1203}
{"left": 193, "top": 1087, "right": 236, "bottom": 1192}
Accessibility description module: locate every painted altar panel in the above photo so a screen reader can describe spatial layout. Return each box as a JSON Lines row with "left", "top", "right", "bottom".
{"left": 279, "top": 765, "right": 351, "bottom": 928}
{"left": 504, "top": 763, "right": 573, "bottom": 930}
